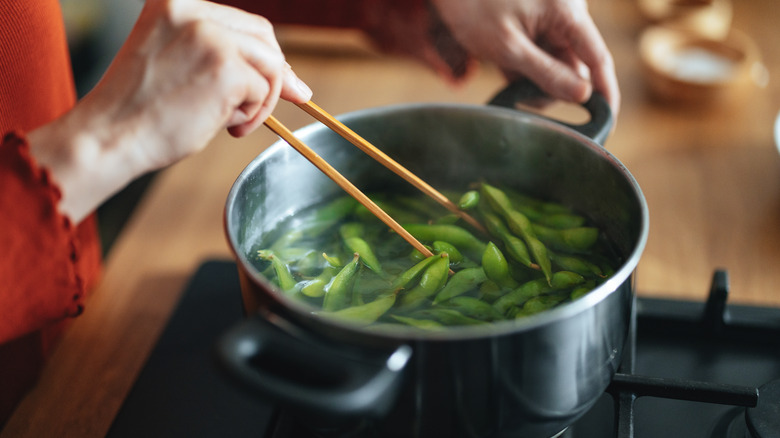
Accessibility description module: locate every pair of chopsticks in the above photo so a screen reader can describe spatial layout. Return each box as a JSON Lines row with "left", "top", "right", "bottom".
{"left": 264, "top": 101, "right": 486, "bottom": 259}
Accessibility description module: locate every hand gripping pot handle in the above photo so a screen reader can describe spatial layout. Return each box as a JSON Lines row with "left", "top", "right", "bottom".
{"left": 215, "top": 314, "right": 412, "bottom": 419}
{"left": 488, "top": 79, "right": 613, "bottom": 145}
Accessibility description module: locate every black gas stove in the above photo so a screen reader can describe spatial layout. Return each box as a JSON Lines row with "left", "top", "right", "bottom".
{"left": 106, "top": 261, "right": 780, "bottom": 438}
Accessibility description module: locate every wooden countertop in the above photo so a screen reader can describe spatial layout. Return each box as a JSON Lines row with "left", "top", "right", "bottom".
{"left": 3, "top": 0, "right": 779, "bottom": 436}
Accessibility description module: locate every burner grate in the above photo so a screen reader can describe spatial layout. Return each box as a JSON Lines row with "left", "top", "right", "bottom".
{"left": 107, "top": 262, "right": 780, "bottom": 438}
{"left": 585, "top": 270, "right": 780, "bottom": 438}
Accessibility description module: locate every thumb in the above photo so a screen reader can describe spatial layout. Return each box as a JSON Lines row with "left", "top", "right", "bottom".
{"left": 281, "top": 66, "right": 313, "bottom": 104}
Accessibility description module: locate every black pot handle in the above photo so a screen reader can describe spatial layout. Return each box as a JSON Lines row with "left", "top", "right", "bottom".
{"left": 488, "top": 80, "right": 613, "bottom": 145}
{"left": 215, "top": 314, "right": 412, "bottom": 419}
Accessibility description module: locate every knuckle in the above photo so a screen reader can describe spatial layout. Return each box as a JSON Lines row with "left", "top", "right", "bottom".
{"left": 252, "top": 14, "right": 274, "bottom": 33}
{"left": 173, "top": 22, "right": 236, "bottom": 82}
{"left": 180, "top": 21, "right": 221, "bottom": 55}
{"left": 493, "top": 22, "right": 525, "bottom": 65}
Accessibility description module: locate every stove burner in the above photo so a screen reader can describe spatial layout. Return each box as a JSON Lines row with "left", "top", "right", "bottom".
{"left": 746, "top": 380, "right": 780, "bottom": 438}
{"left": 711, "top": 407, "right": 749, "bottom": 438}
{"left": 106, "top": 262, "right": 780, "bottom": 438}
{"left": 711, "top": 380, "right": 780, "bottom": 438}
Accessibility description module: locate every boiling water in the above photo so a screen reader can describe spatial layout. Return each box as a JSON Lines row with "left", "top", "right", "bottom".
{"left": 248, "top": 188, "right": 620, "bottom": 329}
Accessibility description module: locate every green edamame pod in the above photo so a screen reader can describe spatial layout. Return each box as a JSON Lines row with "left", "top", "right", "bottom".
{"left": 322, "top": 252, "right": 342, "bottom": 268}
{"left": 293, "top": 249, "right": 324, "bottom": 277}
{"left": 323, "top": 253, "right": 361, "bottom": 311}
{"left": 257, "top": 249, "right": 297, "bottom": 293}
{"left": 403, "top": 224, "right": 487, "bottom": 257}
{"left": 531, "top": 224, "right": 599, "bottom": 253}
{"left": 354, "top": 196, "right": 421, "bottom": 225}
{"left": 390, "top": 315, "right": 444, "bottom": 330}
{"left": 410, "top": 308, "right": 486, "bottom": 326}
{"left": 482, "top": 242, "right": 519, "bottom": 289}
{"left": 504, "top": 306, "right": 523, "bottom": 319}
{"left": 394, "top": 195, "right": 448, "bottom": 219}
{"left": 303, "top": 196, "right": 358, "bottom": 236}
{"left": 433, "top": 267, "right": 487, "bottom": 304}
{"left": 507, "top": 261, "right": 543, "bottom": 285}
{"left": 548, "top": 270, "right": 586, "bottom": 288}
{"left": 318, "top": 195, "right": 360, "bottom": 220}
{"left": 272, "top": 247, "right": 312, "bottom": 265}
{"left": 269, "top": 230, "right": 304, "bottom": 254}
{"left": 482, "top": 212, "right": 538, "bottom": 270}
{"left": 409, "top": 245, "right": 434, "bottom": 263}
{"left": 503, "top": 199, "right": 584, "bottom": 229}
{"left": 433, "top": 214, "right": 460, "bottom": 225}
{"left": 327, "top": 293, "right": 397, "bottom": 325}
{"left": 534, "top": 213, "right": 586, "bottom": 229}
{"left": 492, "top": 278, "right": 548, "bottom": 316}
{"left": 600, "top": 263, "right": 616, "bottom": 278}
{"left": 339, "top": 222, "right": 365, "bottom": 239}
{"left": 344, "top": 236, "right": 384, "bottom": 276}
{"left": 300, "top": 263, "right": 337, "bottom": 298}
{"left": 586, "top": 253, "right": 617, "bottom": 279}
{"left": 391, "top": 255, "right": 438, "bottom": 291}
{"left": 478, "top": 279, "right": 504, "bottom": 303}
{"left": 505, "top": 189, "right": 572, "bottom": 215}
{"left": 354, "top": 273, "right": 394, "bottom": 301}
{"left": 340, "top": 223, "right": 384, "bottom": 276}
{"left": 481, "top": 183, "right": 552, "bottom": 284}
{"left": 570, "top": 280, "right": 597, "bottom": 301}
{"left": 514, "top": 293, "right": 569, "bottom": 318}
{"left": 505, "top": 211, "right": 552, "bottom": 283}
{"left": 493, "top": 271, "right": 585, "bottom": 316}
{"left": 432, "top": 241, "right": 464, "bottom": 264}
{"left": 398, "top": 254, "right": 450, "bottom": 309}
{"left": 352, "top": 285, "right": 366, "bottom": 306}
{"left": 458, "top": 190, "right": 480, "bottom": 210}
{"left": 550, "top": 251, "right": 604, "bottom": 277}
{"left": 440, "top": 296, "right": 504, "bottom": 321}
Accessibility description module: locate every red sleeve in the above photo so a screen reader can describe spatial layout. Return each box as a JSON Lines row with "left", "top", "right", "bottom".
{"left": 0, "top": 131, "right": 102, "bottom": 345}
{"left": 225, "top": 0, "right": 474, "bottom": 81}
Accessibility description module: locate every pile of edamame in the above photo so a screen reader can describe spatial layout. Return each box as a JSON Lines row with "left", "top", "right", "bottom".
{"left": 252, "top": 182, "right": 619, "bottom": 329}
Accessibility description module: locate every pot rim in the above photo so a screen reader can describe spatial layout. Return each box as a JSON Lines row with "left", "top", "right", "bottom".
{"left": 225, "top": 101, "right": 649, "bottom": 342}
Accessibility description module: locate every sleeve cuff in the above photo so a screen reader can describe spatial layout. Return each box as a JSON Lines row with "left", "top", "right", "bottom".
{"left": 0, "top": 131, "right": 101, "bottom": 344}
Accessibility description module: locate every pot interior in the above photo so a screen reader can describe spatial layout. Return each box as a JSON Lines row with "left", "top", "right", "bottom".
{"left": 225, "top": 103, "right": 648, "bottom": 336}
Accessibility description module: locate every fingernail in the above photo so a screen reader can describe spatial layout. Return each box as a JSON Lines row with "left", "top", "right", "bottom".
{"left": 296, "top": 76, "right": 312, "bottom": 100}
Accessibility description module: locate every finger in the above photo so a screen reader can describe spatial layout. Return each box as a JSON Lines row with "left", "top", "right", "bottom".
{"left": 184, "top": 0, "right": 282, "bottom": 50}
{"left": 281, "top": 64, "right": 313, "bottom": 104}
{"left": 551, "top": 46, "right": 590, "bottom": 81}
{"left": 228, "top": 29, "right": 287, "bottom": 125}
{"left": 224, "top": 64, "right": 271, "bottom": 134}
{"left": 225, "top": 65, "right": 277, "bottom": 138}
{"left": 228, "top": 45, "right": 312, "bottom": 136}
{"left": 227, "top": 110, "right": 264, "bottom": 138}
{"left": 565, "top": 16, "right": 621, "bottom": 115}
{"left": 183, "top": 0, "right": 289, "bottom": 98}
{"left": 183, "top": 3, "right": 313, "bottom": 105}
{"left": 500, "top": 25, "right": 592, "bottom": 105}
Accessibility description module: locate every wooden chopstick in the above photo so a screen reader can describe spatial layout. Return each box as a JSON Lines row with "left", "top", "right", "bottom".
{"left": 263, "top": 115, "right": 435, "bottom": 259}
{"left": 297, "top": 101, "right": 487, "bottom": 234}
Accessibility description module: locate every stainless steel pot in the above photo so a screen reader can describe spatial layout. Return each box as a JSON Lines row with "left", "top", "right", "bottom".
{"left": 217, "top": 83, "right": 649, "bottom": 438}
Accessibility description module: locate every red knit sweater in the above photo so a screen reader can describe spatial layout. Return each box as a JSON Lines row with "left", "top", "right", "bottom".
{"left": 0, "top": 0, "right": 467, "bottom": 427}
{"left": 0, "top": 0, "right": 103, "bottom": 424}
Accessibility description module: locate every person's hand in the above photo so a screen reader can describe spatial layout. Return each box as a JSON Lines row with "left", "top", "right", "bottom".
{"left": 29, "top": 0, "right": 311, "bottom": 223}
{"left": 430, "top": 0, "right": 620, "bottom": 116}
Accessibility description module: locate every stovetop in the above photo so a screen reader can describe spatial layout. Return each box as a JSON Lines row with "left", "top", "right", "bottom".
{"left": 106, "top": 260, "right": 780, "bottom": 438}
